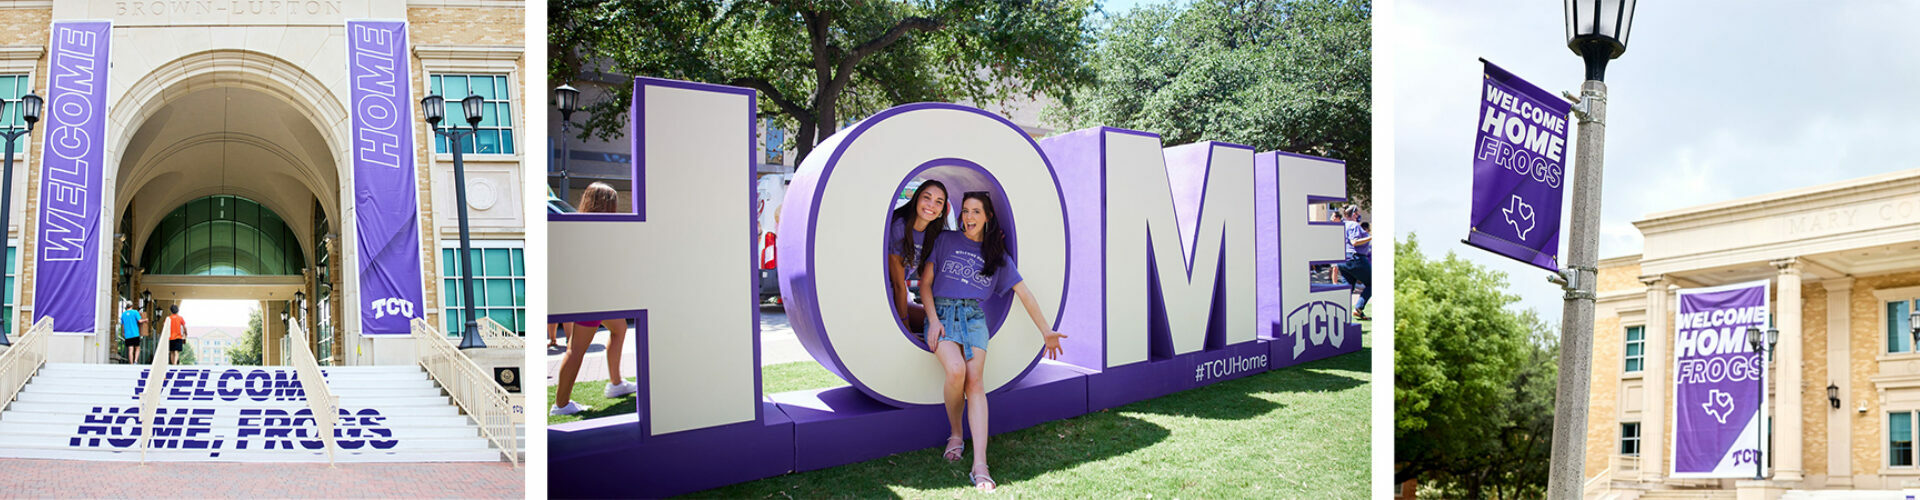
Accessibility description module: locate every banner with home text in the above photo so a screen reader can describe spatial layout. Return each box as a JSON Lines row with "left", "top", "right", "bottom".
{"left": 347, "top": 20, "right": 424, "bottom": 334}
{"left": 33, "top": 20, "right": 111, "bottom": 333}
{"left": 1464, "top": 59, "right": 1569, "bottom": 272}
{"left": 1670, "top": 279, "right": 1771, "bottom": 478}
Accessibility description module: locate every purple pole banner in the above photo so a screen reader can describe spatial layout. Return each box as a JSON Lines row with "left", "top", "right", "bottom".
{"left": 33, "top": 20, "right": 111, "bottom": 333}
{"left": 1670, "top": 279, "right": 1771, "bottom": 477}
{"left": 1463, "top": 59, "right": 1569, "bottom": 272}
{"left": 347, "top": 20, "right": 424, "bottom": 334}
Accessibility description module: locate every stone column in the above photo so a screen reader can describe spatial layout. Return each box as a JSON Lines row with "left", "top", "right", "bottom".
{"left": 1824, "top": 277, "right": 1853, "bottom": 487}
{"left": 1773, "top": 258, "right": 1804, "bottom": 482}
{"left": 1641, "top": 275, "right": 1669, "bottom": 482}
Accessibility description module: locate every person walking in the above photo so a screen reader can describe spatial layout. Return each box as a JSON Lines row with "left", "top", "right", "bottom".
{"left": 119, "top": 300, "right": 145, "bottom": 364}
{"left": 166, "top": 304, "right": 187, "bottom": 364}
{"left": 1339, "top": 205, "right": 1372, "bottom": 321}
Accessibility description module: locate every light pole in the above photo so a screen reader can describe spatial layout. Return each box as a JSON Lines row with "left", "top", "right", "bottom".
{"left": 1747, "top": 325, "right": 1779, "bottom": 480}
{"left": 0, "top": 90, "right": 40, "bottom": 346}
{"left": 421, "top": 93, "right": 487, "bottom": 350}
{"left": 1548, "top": 1, "right": 1636, "bottom": 498}
{"left": 552, "top": 84, "right": 580, "bottom": 202}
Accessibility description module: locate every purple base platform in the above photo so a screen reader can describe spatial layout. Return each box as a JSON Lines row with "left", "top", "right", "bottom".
{"left": 770, "top": 361, "right": 1092, "bottom": 472}
{"left": 1086, "top": 340, "right": 1272, "bottom": 411}
{"left": 548, "top": 334, "right": 1363, "bottom": 497}
{"left": 548, "top": 403, "right": 795, "bottom": 498}
{"left": 1266, "top": 322, "right": 1365, "bottom": 369}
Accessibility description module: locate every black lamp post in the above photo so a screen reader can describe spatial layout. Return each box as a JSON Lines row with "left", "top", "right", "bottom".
{"left": 293, "top": 290, "right": 306, "bottom": 327}
{"left": 1548, "top": 2, "right": 1637, "bottom": 496}
{"left": 422, "top": 93, "right": 487, "bottom": 350}
{"left": 1909, "top": 299, "right": 1919, "bottom": 354}
{"left": 1747, "top": 325, "right": 1780, "bottom": 481}
{"left": 1827, "top": 383, "right": 1840, "bottom": 410}
{"left": 0, "top": 91, "right": 41, "bottom": 346}
{"left": 552, "top": 84, "right": 580, "bottom": 202}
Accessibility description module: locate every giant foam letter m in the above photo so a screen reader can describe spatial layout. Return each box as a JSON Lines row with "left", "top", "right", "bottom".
{"left": 548, "top": 79, "right": 760, "bottom": 437}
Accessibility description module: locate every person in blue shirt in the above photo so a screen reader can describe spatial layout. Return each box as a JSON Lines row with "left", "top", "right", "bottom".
{"left": 1338, "top": 205, "right": 1372, "bottom": 321}
{"left": 918, "top": 192, "right": 1066, "bottom": 492}
{"left": 119, "top": 300, "right": 145, "bottom": 364}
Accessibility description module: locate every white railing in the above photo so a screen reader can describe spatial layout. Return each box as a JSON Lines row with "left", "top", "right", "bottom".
{"left": 138, "top": 319, "right": 175, "bottom": 463}
{"left": 1584, "top": 466, "right": 1611, "bottom": 499}
{"left": 412, "top": 318, "right": 519, "bottom": 465}
{"left": 0, "top": 317, "right": 55, "bottom": 415}
{"left": 475, "top": 317, "right": 524, "bottom": 349}
{"left": 288, "top": 322, "right": 340, "bottom": 465}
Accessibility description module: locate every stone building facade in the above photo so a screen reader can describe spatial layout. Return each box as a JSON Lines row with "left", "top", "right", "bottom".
{"left": 1587, "top": 168, "right": 1920, "bottom": 496}
{"left": 0, "top": 0, "right": 525, "bottom": 365}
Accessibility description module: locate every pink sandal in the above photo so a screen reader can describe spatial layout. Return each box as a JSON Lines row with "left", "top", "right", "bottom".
{"left": 942, "top": 436, "right": 965, "bottom": 462}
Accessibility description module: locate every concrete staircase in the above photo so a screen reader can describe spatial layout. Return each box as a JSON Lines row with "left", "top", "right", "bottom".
{"left": 0, "top": 363, "right": 505, "bottom": 462}
{"left": 1637, "top": 490, "right": 1736, "bottom": 500}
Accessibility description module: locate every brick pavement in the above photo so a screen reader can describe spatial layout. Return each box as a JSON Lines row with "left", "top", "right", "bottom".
{"left": 0, "top": 459, "right": 523, "bottom": 498}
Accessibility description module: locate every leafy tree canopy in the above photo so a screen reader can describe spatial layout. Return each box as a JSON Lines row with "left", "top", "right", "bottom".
{"left": 1395, "top": 234, "right": 1559, "bottom": 498}
{"left": 550, "top": 0, "right": 1098, "bottom": 162}
{"left": 1054, "top": 0, "right": 1371, "bottom": 207}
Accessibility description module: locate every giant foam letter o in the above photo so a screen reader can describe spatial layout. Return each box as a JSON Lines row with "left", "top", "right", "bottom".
{"left": 778, "top": 103, "right": 1069, "bottom": 406}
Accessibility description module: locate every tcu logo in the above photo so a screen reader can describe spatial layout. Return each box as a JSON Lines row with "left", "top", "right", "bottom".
{"left": 369, "top": 298, "right": 415, "bottom": 319}
{"left": 1284, "top": 301, "right": 1350, "bottom": 359}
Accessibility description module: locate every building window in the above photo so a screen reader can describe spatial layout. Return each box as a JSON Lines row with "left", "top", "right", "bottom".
{"left": 440, "top": 241, "right": 525, "bottom": 336}
{"left": 2, "top": 244, "right": 15, "bottom": 335}
{"left": 1894, "top": 301, "right": 1915, "bottom": 354}
{"left": 1620, "top": 422, "right": 1640, "bottom": 456}
{"left": 428, "top": 74, "right": 515, "bottom": 155}
{"left": 1895, "top": 412, "right": 1916, "bottom": 467}
{"left": 764, "top": 119, "right": 785, "bottom": 164}
{"left": 0, "top": 75, "right": 27, "bottom": 154}
{"left": 1625, "top": 325, "right": 1645, "bottom": 372}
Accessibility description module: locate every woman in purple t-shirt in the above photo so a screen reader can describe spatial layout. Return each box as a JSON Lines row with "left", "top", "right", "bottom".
{"left": 887, "top": 180, "right": 949, "bottom": 339}
{"left": 918, "top": 192, "right": 1067, "bottom": 492}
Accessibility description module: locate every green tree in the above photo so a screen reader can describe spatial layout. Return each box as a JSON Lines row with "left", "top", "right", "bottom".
{"left": 226, "top": 309, "right": 263, "bottom": 366}
{"left": 178, "top": 341, "right": 197, "bottom": 366}
{"left": 550, "top": 0, "right": 1098, "bottom": 163}
{"left": 1395, "top": 234, "right": 1558, "bottom": 498}
{"left": 1055, "top": 0, "right": 1371, "bottom": 207}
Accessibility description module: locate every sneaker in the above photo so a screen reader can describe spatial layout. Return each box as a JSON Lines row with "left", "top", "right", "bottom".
{"left": 604, "top": 380, "right": 639, "bottom": 398}
{"left": 551, "top": 401, "right": 588, "bottom": 416}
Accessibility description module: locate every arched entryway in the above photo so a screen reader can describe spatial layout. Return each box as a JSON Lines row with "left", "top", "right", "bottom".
{"left": 107, "top": 50, "right": 348, "bottom": 366}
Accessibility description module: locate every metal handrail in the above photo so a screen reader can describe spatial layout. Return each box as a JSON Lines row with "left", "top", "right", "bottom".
{"left": 288, "top": 322, "right": 340, "bottom": 465}
{"left": 138, "top": 318, "right": 174, "bottom": 463}
{"left": 475, "top": 317, "right": 524, "bottom": 349}
{"left": 0, "top": 317, "right": 54, "bottom": 414}
{"left": 1583, "top": 466, "right": 1611, "bottom": 498}
{"left": 412, "top": 318, "right": 519, "bottom": 465}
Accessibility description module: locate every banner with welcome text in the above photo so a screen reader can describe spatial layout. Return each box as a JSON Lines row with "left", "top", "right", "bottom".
{"left": 33, "top": 20, "right": 111, "bottom": 333}
{"left": 1464, "top": 59, "right": 1569, "bottom": 273}
{"left": 1670, "top": 279, "right": 1771, "bottom": 478}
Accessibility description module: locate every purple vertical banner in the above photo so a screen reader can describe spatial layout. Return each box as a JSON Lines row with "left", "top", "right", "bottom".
{"left": 33, "top": 20, "right": 110, "bottom": 333}
{"left": 348, "top": 20, "right": 423, "bottom": 334}
{"left": 1463, "top": 59, "right": 1569, "bottom": 272}
{"left": 1670, "top": 279, "right": 1770, "bottom": 477}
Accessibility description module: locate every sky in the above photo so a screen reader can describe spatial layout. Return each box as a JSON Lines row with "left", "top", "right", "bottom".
{"left": 178, "top": 299, "right": 257, "bottom": 328}
{"left": 1392, "top": 2, "right": 1920, "bottom": 318}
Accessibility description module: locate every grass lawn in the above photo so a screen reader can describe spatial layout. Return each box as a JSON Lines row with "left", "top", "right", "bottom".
{"left": 694, "top": 330, "right": 1372, "bottom": 498}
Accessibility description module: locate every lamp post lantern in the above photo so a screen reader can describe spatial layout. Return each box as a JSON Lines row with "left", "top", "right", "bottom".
{"left": 1548, "top": 1, "right": 1636, "bottom": 497}
{"left": 0, "top": 91, "right": 41, "bottom": 346}
{"left": 552, "top": 84, "right": 580, "bottom": 202}
{"left": 1746, "top": 326, "right": 1779, "bottom": 481}
{"left": 422, "top": 93, "right": 487, "bottom": 350}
